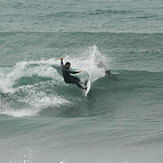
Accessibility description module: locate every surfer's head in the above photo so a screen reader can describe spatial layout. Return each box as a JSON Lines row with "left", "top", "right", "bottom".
{"left": 65, "top": 62, "right": 71, "bottom": 69}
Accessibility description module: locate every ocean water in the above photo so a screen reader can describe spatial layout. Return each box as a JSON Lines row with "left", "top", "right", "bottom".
{"left": 0, "top": 0, "right": 163, "bottom": 163}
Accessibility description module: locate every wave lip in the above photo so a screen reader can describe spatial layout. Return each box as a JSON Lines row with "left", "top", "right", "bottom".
{"left": 0, "top": 58, "right": 60, "bottom": 93}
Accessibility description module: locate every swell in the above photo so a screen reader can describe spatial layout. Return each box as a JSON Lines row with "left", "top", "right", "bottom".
{"left": 39, "top": 9, "right": 132, "bottom": 18}
{"left": 1, "top": 31, "right": 163, "bottom": 38}
{"left": 87, "top": 9, "right": 132, "bottom": 15}
{"left": 1, "top": 31, "right": 163, "bottom": 51}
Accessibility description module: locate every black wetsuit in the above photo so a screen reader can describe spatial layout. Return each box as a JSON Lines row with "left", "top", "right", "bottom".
{"left": 61, "top": 60, "right": 84, "bottom": 89}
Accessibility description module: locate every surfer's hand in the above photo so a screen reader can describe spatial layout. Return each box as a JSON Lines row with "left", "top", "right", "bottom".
{"left": 60, "top": 57, "right": 63, "bottom": 61}
{"left": 79, "top": 71, "right": 82, "bottom": 73}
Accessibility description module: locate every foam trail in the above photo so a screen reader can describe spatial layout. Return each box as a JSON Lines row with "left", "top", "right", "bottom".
{"left": 0, "top": 96, "right": 69, "bottom": 117}
{"left": 0, "top": 83, "right": 69, "bottom": 117}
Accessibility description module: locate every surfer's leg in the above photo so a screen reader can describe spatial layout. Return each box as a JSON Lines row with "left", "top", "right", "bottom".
{"left": 67, "top": 78, "right": 85, "bottom": 90}
{"left": 70, "top": 76, "right": 80, "bottom": 82}
{"left": 75, "top": 81, "right": 85, "bottom": 89}
{"left": 70, "top": 75, "right": 86, "bottom": 85}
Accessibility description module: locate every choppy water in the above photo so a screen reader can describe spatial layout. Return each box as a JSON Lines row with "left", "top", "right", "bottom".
{"left": 0, "top": 0, "right": 163, "bottom": 163}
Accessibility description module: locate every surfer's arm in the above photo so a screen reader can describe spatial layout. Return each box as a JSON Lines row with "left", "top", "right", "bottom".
{"left": 60, "top": 57, "right": 63, "bottom": 66}
{"left": 64, "top": 68, "right": 82, "bottom": 74}
{"left": 67, "top": 69, "right": 79, "bottom": 74}
{"left": 61, "top": 60, "right": 63, "bottom": 66}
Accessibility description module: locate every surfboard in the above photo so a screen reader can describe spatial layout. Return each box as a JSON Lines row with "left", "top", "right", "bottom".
{"left": 85, "top": 80, "right": 91, "bottom": 96}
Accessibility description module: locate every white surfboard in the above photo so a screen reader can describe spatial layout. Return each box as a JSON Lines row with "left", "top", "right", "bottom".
{"left": 85, "top": 80, "right": 91, "bottom": 96}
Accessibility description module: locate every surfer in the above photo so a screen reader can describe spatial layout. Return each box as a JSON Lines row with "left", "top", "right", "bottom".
{"left": 60, "top": 57, "right": 87, "bottom": 90}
